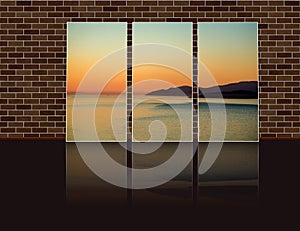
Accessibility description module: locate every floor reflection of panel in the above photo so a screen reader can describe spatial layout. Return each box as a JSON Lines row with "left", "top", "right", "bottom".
{"left": 66, "top": 143, "right": 127, "bottom": 207}
{"left": 132, "top": 142, "right": 193, "bottom": 207}
{"left": 198, "top": 142, "right": 258, "bottom": 208}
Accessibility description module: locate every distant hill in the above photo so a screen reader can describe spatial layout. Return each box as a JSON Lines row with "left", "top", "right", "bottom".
{"left": 146, "top": 81, "right": 258, "bottom": 99}
{"left": 199, "top": 81, "right": 258, "bottom": 99}
{"left": 146, "top": 85, "right": 192, "bottom": 97}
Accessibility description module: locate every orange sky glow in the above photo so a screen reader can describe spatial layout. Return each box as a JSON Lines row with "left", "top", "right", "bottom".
{"left": 133, "top": 65, "right": 191, "bottom": 94}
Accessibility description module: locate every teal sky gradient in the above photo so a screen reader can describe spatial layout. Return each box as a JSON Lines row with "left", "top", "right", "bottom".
{"left": 198, "top": 22, "right": 258, "bottom": 87}
{"left": 67, "top": 22, "right": 126, "bottom": 93}
{"left": 133, "top": 22, "right": 192, "bottom": 53}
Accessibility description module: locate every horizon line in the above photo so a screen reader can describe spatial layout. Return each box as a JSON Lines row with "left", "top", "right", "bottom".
{"left": 67, "top": 80, "right": 258, "bottom": 94}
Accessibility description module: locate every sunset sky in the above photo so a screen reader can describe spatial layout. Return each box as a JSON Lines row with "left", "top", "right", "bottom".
{"left": 67, "top": 22, "right": 257, "bottom": 93}
{"left": 133, "top": 65, "right": 191, "bottom": 94}
{"left": 198, "top": 23, "right": 258, "bottom": 88}
{"left": 67, "top": 22, "right": 126, "bottom": 93}
{"left": 133, "top": 22, "right": 192, "bottom": 94}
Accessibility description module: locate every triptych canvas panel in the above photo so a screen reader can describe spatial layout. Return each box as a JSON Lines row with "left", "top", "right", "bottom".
{"left": 67, "top": 22, "right": 258, "bottom": 142}
{"left": 66, "top": 22, "right": 258, "bottom": 206}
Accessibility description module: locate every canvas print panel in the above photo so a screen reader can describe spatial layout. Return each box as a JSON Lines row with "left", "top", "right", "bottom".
{"left": 198, "top": 23, "right": 258, "bottom": 141}
{"left": 132, "top": 22, "right": 193, "bottom": 142}
{"left": 67, "top": 22, "right": 127, "bottom": 142}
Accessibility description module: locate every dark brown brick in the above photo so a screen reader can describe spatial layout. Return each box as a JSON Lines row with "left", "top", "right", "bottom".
{"left": 127, "top": 12, "right": 141, "bottom": 17}
{"left": 16, "top": 1, "right": 31, "bottom": 6}
{"left": 285, "top": 1, "right": 300, "bottom": 6}
{"left": 277, "top": 53, "right": 292, "bottom": 58}
{"left": 142, "top": 1, "right": 158, "bottom": 6}
{"left": 48, "top": 116, "right": 63, "bottom": 122}
{"left": 1, "top": 116, "right": 16, "bottom": 122}
{"left": 277, "top": 111, "right": 292, "bottom": 116}
{"left": 1, "top": 128, "right": 15, "bottom": 133}
{"left": 237, "top": 12, "right": 252, "bottom": 17}
{"left": 174, "top": 12, "right": 189, "bottom": 17}
{"left": 31, "top": 128, "right": 47, "bottom": 133}
{"left": 64, "top": 12, "right": 78, "bottom": 18}
{"left": 198, "top": 6, "right": 213, "bottom": 11}
{"left": 125, "top": 1, "right": 141, "bottom": 6}
{"left": 204, "top": 1, "right": 219, "bottom": 6}
{"left": 221, "top": 1, "right": 237, "bottom": 6}
{"left": 16, "top": 105, "right": 31, "bottom": 110}
{"left": 103, "top": 6, "right": 118, "bottom": 11}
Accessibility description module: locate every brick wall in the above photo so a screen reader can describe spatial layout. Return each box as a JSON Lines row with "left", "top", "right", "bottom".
{"left": 0, "top": 0, "right": 299, "bottom": 140}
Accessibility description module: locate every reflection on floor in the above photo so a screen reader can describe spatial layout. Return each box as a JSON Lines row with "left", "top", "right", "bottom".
{"left": 198, "top": 142, "right": 258, "bottom": 208}
{"left": 66, "top": 143, "right": 127, "bottom": 207}
{"left": 67, "top": 142, "right": 258, "bottom": 208}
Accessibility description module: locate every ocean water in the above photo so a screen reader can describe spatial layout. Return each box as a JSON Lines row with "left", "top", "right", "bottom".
{"left": 199, "top": 98, "right": 258, "bottom": 141}
{"left": 67, "top": 94, "right": 127, "bottom": 141}
{"left": 133, "top": 95, "right": 193, "bottom": 141}
{"left": 67, "top": 94, "right": 258, "bottom": 142}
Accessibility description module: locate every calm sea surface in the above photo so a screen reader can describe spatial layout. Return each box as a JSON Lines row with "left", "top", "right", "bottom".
{"left": 67, "top": 94, "right": 126, "bottom": 141}
{"left": 133, "top": 95, "right": 192, "bottom": 141}
{"left": 199, "top": 98, "right": 258, "bottom": 141}
{"left": 67, "top": 94, "right": 258, "bottom": 141}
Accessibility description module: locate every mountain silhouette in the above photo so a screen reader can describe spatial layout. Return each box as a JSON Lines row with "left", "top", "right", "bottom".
{"left": 146, "top": 85, "right": 192, "bottom": 97}
{"left": 146, "top": 81, "right": 258, "bottom": 99}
